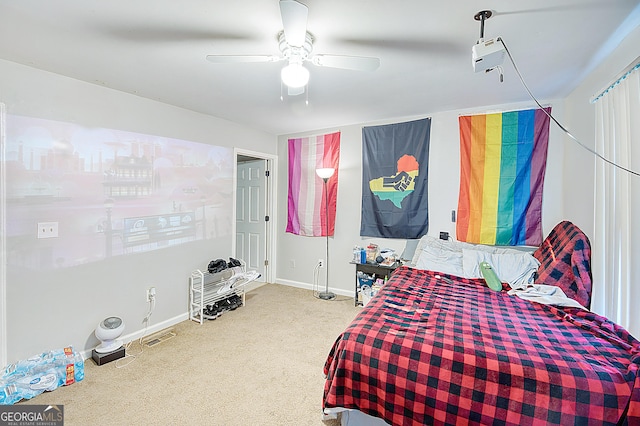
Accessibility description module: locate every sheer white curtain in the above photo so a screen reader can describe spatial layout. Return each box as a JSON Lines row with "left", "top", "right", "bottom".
{"left": 592, "top": 65, "right": 640, "bottom": 338}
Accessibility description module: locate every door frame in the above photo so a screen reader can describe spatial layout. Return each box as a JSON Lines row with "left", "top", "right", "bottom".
{"left": 233, "top": 148, "right": 277, "bottom": 285}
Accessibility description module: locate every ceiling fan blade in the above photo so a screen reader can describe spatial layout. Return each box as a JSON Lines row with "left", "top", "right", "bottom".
{"left": 279, "top": 0, "right": 308, "bottom": 47}
{"left": 206, "top": 55, "right": 281, "bottom": 63}
{"left": 311, "top": 55, "right": 380, "bottom": 71}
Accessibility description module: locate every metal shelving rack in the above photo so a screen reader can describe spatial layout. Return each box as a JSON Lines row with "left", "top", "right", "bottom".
{"left": 189, "top": 261, "right": 259, "bottom": 324}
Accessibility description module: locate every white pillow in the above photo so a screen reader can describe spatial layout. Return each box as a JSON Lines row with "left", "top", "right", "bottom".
{"left": 412, "top": 236, "right": 465, "bottom": 276}
{"left": 411, "top": 235, "right": 540, "bottom": 285}
{"left": 462, "top": 248, "right": 540, "bottom": 289}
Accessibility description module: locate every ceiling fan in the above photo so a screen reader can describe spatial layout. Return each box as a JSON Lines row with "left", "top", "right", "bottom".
{"left": 206, "top": 0, "right": 380, "bottom": 96}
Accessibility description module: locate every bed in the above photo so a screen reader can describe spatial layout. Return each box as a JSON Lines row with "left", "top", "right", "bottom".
{"left": 322, "top": 222, "right": 640, "bottom": 425}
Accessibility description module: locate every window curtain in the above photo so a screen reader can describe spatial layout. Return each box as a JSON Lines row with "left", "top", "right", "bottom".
{"left": 592, "top": 65, "right": 640, "bottom": 338}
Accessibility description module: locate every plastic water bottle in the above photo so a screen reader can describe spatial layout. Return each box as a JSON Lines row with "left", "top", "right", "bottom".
{"left": 0, "top": 346, "right": 85, "bottom": 405}
{"left": 353, "top": 246, "right": 361, "bottom": 263}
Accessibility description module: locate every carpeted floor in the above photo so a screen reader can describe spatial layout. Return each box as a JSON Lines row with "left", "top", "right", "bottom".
{"left": 24, "top": 284, "right": 361, "bottom": 425}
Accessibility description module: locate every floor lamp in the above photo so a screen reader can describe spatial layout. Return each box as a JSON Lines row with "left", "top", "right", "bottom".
{"left": 316, "top": 167, "right": 336, "bottom": 300}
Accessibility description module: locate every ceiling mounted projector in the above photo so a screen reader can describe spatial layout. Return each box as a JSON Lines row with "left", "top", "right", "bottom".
{"left": 472, "top": 10, "right": 505, "bottom": 73}
{"left": 94, "top": 316, "right": 125, "bottom": 353}
{"left": 473, "top": 37, "right": 506, "bottom": 73}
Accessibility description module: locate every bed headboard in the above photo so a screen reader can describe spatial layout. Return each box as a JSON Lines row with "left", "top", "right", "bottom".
{"left": 533, "top": 221, "right": 593, "bottom": 309}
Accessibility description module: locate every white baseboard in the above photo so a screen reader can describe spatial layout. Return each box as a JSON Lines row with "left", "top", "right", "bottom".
{"left": 274, "top": 278, "right": 353, "bottom": 298}
{"left": 83, "top": 281, "right": 268, "bottom": 360}
{"left": 80, "top": 312, "right": 188, "bottom": 360}
{"left": 80, "top": 281, "right": 349, "bottom": 361}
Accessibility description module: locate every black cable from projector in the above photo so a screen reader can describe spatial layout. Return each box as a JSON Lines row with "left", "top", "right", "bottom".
{"left": 497, "top": 37, "right": 640, "bottom": 178}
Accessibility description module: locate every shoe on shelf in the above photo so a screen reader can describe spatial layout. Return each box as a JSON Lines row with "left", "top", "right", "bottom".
{"left": 219, "top": 297, "right": 236, "bottom": 311}
{"left": 228, "top": 257, "right": 242, "bottom": 268}
{"left": 231, "top": 294, "right": 243, "bottom": 308}
{"left": 202, "top": 305, "right": 217, "bottom": 320}
{"left": 213, "top": 301, "right": 225, "bottom": 317}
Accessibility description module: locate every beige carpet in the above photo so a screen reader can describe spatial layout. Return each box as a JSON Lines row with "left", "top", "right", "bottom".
{"left": 25, "top": 284, "right": 361, "bottom": 425}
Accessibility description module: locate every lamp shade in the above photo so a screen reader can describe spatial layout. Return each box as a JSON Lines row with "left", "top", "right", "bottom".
{"left": 281, "top": 63, "right": 310, "bottom": 88}
{"left": 316, "top": 168, "right": 335, "bottom": 180}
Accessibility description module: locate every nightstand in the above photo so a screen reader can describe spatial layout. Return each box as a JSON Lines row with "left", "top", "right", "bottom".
{"left": 350, "top": 262, "right": 400, "bottom": 306}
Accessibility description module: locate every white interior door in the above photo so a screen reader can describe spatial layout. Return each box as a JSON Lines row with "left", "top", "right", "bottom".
{"left": 236, "top": 159, "right": 267, "bottom": 281}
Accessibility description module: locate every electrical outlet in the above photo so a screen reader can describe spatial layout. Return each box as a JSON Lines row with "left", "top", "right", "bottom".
{"left": 37, "top": 222, "right": 59, "bottom": 239}
{"left": 289, "top": 259, "right": 296, "bottom": 268}
{"left": 318, "top": 259, "right": 324, "bottom": 268}
{"left": 146, "top": 287, "right": 156, "bottom": 302}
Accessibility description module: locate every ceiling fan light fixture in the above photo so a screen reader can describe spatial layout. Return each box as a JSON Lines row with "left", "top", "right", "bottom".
{"left": 281, "top": 62, "right": 309, "bottom": 88}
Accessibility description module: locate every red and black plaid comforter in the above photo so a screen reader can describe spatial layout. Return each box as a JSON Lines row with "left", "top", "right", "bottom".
{"left": 323, "top": 266, "right": 640, "bottom": 425}
{"left": 533, "top": 220, "right": 593, "bottom": 309}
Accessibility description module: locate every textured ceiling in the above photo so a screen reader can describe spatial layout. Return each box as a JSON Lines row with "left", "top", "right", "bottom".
{"left": 1, "top": 1, "right": 639, "bottom": 135}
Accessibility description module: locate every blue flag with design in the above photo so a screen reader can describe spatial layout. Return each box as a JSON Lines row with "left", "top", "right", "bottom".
{"left": 360, "top": 118, "right": 431, "bottom": 238}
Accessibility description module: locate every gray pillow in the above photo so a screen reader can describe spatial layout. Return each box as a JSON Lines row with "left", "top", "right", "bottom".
{"left": 400, "top": 239, "right": 420, "bottom": 262}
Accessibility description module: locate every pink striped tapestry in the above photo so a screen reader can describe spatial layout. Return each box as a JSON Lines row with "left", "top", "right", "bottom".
{"left": 287, "top": 132, "right": 340, "bottom": 236}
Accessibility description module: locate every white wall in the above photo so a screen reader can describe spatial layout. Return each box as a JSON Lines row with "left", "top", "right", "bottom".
{"left": 274, "top": 17, "right": 640, "bottom": 321}
{"left": 0, "top": 59, "right": 276, "bottom": 362}
{"left": 562, "top": 23, "right": 640, "bottom": 239}
{"left": 562, "top": 21, "right": 640, "bottom": 333}
{"left": 276, "top": 100, "right": 566, "bottom": 296}
{"left": 4, "top": 16, "right": 636, "bottom": 363}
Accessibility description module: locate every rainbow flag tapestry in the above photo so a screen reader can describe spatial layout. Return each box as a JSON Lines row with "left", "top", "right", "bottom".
{"left": 457, "top": 107, "right": 551, "bottom": 246}
{"left": 361, "top": 118, "right": 431, "bottom": 238}
{"left": 286, "top": 132, "right": 340, "bottom": 236}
